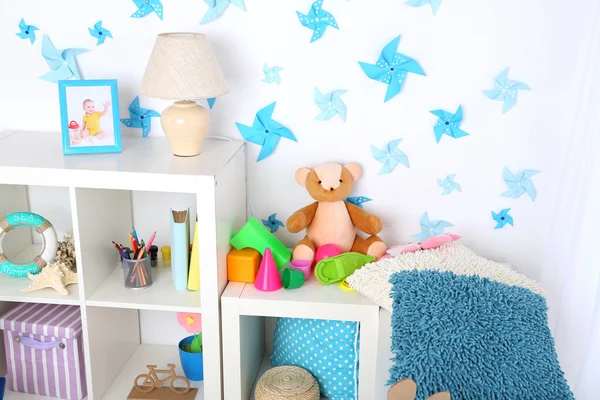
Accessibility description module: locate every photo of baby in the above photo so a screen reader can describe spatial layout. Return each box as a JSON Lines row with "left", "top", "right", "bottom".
{"left": 59, "top": 79, "right": 122, "bottom": 154}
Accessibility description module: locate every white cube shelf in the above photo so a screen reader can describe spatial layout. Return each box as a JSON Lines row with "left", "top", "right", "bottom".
{"left": 221, "top": 280, "right": 382, "bottom": 399}
{"left": 0, "top": 131, "right": 247, "bottom": 400}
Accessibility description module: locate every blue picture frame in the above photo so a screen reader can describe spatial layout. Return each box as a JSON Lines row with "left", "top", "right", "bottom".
{"left": 58, "top": 79, "right": 122, "bottom": 155}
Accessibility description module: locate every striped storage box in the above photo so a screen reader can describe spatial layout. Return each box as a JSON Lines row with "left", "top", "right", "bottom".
{"left": 0, "top": 303, "right": 87, "bottom": 400}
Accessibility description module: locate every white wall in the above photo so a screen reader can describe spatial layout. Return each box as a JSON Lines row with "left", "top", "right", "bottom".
{"left": 1, "top": 0, "right": 595, "bottom": 281}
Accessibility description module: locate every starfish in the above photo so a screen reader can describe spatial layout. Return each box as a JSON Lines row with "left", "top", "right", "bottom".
{"left": 21, "top": 262, "right": 77, "bottom": 296}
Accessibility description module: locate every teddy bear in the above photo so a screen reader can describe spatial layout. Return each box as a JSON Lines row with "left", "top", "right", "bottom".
{"left": 286, "top": 162, "right": 387, "bottom": 262}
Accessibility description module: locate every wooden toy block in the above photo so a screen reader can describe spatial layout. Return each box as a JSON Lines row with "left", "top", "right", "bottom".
{"left": 227, "top": 248, "right": 261, "bottom": 283}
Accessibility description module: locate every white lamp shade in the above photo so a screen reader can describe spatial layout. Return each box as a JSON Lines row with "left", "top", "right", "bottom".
{"left": 139, "top": 33, "right": 229, "bottom": 100}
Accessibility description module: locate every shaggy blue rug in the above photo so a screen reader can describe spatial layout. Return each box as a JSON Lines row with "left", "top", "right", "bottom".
{"left": 389, "top": 270, "right": 574, "bottom": 400}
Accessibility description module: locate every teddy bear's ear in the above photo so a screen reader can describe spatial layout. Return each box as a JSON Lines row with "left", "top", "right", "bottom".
{"left": 344, "top": 162, "right": 362, "bottom": 182}
{"left": 295, "top": 167, "right": 312, "bottom": 187}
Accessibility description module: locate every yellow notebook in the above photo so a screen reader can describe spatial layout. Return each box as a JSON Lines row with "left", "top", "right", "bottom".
{"left": 187, "top": 220, "right": 200, "bottom": 291}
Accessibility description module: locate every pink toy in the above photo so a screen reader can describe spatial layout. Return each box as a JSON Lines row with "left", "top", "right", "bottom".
{"left": 315, "top": 243, "right": 342, "bottom": 263}
{"left": 386, "top": 234, "right": 461, "bottom": 257}
{"left": 420, "top": 233, "right": 461, "bottom": 250}
{"left": 290, "top": 259, "right": 312, "bottom": 280}
{"left": 254, "top": 248, "right": 282, "bottom": 292}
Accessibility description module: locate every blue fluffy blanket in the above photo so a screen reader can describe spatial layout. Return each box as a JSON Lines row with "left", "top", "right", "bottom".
{"left": 389, "top": 270, "right": 574, "bottom": 400}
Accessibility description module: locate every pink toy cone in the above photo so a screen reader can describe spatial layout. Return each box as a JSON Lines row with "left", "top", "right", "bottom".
{"left": 254, "top": 248, "right": 282, "bottom": 291}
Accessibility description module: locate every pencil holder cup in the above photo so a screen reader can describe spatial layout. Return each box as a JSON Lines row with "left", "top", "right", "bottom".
{"left": 122, "top": 257, "right": 153, "bottom": 290}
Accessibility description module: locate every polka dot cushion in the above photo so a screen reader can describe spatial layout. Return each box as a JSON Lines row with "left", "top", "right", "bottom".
{"left": 271, "top": 317, "right": 360, "bottom": 400}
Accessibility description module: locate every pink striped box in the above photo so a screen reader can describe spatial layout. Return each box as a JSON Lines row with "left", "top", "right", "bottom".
{"left": 0, "top": 303, "right": 87, "bottom": 400}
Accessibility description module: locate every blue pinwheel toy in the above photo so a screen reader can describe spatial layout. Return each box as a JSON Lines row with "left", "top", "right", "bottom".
{"left": 500, "top": 167, "right": 540, "bottom": 201}
{"left": 235, "top": 102, "right": 297, "bottom": 162}
{"left": 430, "top": 105, "right": 469, "bottom": 143}
{"left": 262, "top": 214, "right": 285, "bottom": 233}
{"left": 88, "top": 21, "right": 113, "bottom": 46}
{"left": 314, "top": 88, "right": 347, "bottom": 121}
{"left": 297, "top": 0, "right": 339, "bottom": 43}
{"left": 201, "top": 0, "right": 246, "bottom": 23}
{"left": 40, "top": 35, "right": 88, "bottom": 83}
{"left": 492, "top": 209, "right": 514, "bottom": 229}
{"left": 370, "top": 139, "right": 410, "bottom": 175}
{"left": 120, "top": 97, "right": 161, "bottom": 137}
{"left": 16, "top": 18, "right": 38, "bottom": 44}
{"left": 412, "top": 212, "right": 454, "bottom": 241}
{"left": 130, "top": 0, "right": 163, "bottom": 20}
{"left": 262, "top": 64, "right": 284, "bottom": 85}
{"left": 483, "top": 67, "right": 531, "bottom": 113}
{"left": 346, "top": 197, "right": 372, "bottom": 208}
{"left": 359, "top": 35, "right": 426, "bottom": 102}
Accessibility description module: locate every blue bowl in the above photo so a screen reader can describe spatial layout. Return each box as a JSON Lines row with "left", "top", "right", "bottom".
{"left": 178, "top": 336, "right": 204, "bottom": 381}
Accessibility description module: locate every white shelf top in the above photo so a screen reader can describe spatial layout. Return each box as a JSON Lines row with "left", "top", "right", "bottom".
{"left": 101, "top": 344, "right": 204, "bottom": 400}
{"left": 0, "top": 245, "right": 80, "bottom": 305}
{"left": 86, "top": 265, "right": 201, "bottom": 312}
{"left": 237, "top": 278, "right": 379, "bottom": 320}
{"left": 0, "top": 274, "right": 79, "bottom": 305}
{"left": 0, "top": 131, "right": 244, "bottom": 191}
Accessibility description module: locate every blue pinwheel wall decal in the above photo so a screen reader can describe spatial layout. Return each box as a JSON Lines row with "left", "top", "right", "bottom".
{"left": 430, "top": 105, "right": 469, "bottom": 143}
{"left": 412, "top": 212, "right": 454, "bottom": 241}
{"left": 314, "top": 88, "right": 347, "bottom": 121}
{"left": 346, "top": 197, "right": 372, "bottom": 208}
{"left": 235, "top": 102, "right": 297, "bottom": 161}
{"left": 262, "top": 64, "right": 284, "bottom": 85}
{"left": 120, "top": 96, "right": 161, "bottom": 137}
{"left": 492, "top": 209, "right": 514, "bottom": 229}
{"left": 16, "top": 18, "right": 38, "bottom": 44}
{"left": 500, "top": 167, "right": 540, "bottom": 201}
{"left": 297, "top": 0, "right": 339, "bottom": 43}
{"left": 262, "top": 214, "right": 285, "bottom": 233}
{"left": 40, "top": 35, "right": 88, "bottom": 83}
{"left": 483, "top": 67, "right": 531, "bottom": 113}
{"left": 437, "top": 174, "right": 461, "bottom": 195}
{"left": 370, "top": 139, "right": 410, "bottom": 175}
{"left": 358, "top": 35, "right": 426, "bottom": 102}
{"left": 405, "top": 0, "right": 442, "bottom": 15}
{"left": 130, "top": 0, "right": 163, "bottom": 20}
{"left": 88, "top": 21, "right": 113, "bottom": 46}
{"left": 201, "top": 0, "right": 246, "bottom": 24}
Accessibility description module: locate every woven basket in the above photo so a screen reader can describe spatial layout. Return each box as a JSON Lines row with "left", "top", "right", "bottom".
{"left": 254, "top": 366, "right": 320, "bottom": 400}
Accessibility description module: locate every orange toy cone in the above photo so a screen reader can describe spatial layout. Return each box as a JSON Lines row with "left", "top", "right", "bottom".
{"left": 254, "top": 247, "right": 282, "bottom": 291}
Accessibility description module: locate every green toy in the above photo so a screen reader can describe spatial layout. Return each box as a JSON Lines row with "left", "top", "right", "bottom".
{"left": 314, "top": 252, "right": 375, "bottom": 285}
{"left": 230, "top": 217, "right": 291, "bottom": 269}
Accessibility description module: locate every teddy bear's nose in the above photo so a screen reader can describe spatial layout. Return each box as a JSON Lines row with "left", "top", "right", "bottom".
{"left": 329, "top": 187, "right": 334, "bottom": 191}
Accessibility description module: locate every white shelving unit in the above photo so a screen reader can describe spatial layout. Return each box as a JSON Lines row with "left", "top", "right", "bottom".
{"left": 0, "top": 131, "right": 247, "bottom": 400}
{"left": 221, "top": 279, "right": 382, "bottom": 399}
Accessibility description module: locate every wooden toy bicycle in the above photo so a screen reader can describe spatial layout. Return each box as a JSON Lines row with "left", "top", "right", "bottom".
{"left": 135, "top": 364, "right": 190, "bottom": 395}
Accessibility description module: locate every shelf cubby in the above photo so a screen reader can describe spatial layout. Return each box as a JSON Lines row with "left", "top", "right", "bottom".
{"left": 221, "top": 281, "right": 382, "bottom": 399}
{"left": 0, "top": 131, "right": 247, "bottom": 400}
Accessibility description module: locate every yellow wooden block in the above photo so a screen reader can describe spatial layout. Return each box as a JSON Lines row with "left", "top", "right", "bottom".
{"left": 227, "top": 248, "right": 261, "bottom": 283}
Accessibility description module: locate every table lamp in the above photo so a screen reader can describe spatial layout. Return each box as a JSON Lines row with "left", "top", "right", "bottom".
{"left": 139, "top": 33, "right": 228, "bottom": 157}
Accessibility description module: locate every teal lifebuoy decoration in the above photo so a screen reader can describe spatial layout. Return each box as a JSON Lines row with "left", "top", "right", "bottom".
{"left": 0, "top": 212, "right": 58, "bottom": 277}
